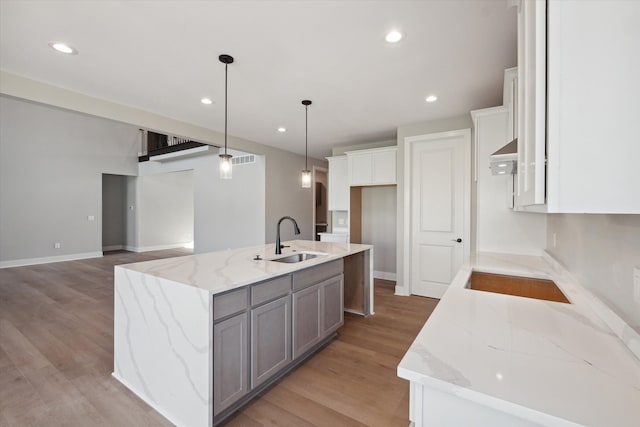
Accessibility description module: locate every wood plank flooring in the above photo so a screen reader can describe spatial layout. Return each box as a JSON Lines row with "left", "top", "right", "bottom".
{"left": 0, "top": 250, "right": 438, "bottom": 426}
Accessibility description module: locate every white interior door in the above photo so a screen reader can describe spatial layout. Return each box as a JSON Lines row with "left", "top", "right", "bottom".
{"left": 409, "top": 131, "right": 470, "bottom": 298}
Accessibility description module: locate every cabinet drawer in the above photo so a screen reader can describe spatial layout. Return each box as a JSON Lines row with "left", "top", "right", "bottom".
{"left": 293, "top": 259, "right": 343, "bottom": 291}
{"left": 213, "top": 288, "right": 248, "bottom": 322}
{"left": 251, "top": 275, "right": 291, "bottom": 307}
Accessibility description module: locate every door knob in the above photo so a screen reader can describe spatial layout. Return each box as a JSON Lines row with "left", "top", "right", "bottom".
{"left": 451, "top": 238, "right": 462, "bottom": 243}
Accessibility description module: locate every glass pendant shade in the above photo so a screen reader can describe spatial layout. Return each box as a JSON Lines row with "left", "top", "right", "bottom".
{"left": 219, "top": 154, "right": 232, "bottom": 179}
{"left": 301, "top": 169, "right": 311, "bottom": 188}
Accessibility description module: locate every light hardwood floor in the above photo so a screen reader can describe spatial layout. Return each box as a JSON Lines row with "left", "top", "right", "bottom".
{"left": 0, "top": 250, "right": 438, "bottom": 426}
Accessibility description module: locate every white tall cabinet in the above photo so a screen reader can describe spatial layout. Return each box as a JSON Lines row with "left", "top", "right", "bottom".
{"left": 326, "top": 156, "right": 349, "bottom": 211}
{"left": 516, "top": 0, "right": 640, "bottom": 213}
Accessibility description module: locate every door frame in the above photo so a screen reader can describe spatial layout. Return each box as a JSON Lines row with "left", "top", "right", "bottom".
{"left": 402, "top": 129, "right": 471, "bottom": 297}
{"left": 312, "top": 166, "right": 328, "bottom": 240}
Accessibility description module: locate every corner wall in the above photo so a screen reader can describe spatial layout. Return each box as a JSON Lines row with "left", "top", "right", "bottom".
{"left": 0, "top": 96, "right": 139, "bottom": 265}
{"left": 546, "top": 214, "right": 640, "bottom": 332}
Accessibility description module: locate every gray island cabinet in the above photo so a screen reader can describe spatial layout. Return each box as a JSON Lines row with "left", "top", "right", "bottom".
{"left": 113, "top": 241, "right": 372, "bottom": 427}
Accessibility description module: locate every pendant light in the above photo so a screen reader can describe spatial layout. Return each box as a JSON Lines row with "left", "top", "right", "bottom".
{"left": 301, "top": 100, "right": 312, "bottom": 188}
{"left": 219, "top": 54, "right": 234, "bottom": 179}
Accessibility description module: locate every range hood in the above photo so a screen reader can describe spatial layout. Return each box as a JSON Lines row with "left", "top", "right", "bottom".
{"left": 489, "top": 138, "right": 517, "bottom": 175}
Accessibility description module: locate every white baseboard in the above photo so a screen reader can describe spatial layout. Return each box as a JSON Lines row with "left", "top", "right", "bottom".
{"left": 102, "top": 245, "right": 125, "bottom": 251}
{"left": 0, "top": 251, "right": 103, "bottom": 269}
{"left": 125, "top": 243, "right": 190, "bottom": 253}
{"left": 374, "top": 270, "right": 397, "bottom": 281}
{"left": 395, "top": 286, "right": 411, "bottom": 296}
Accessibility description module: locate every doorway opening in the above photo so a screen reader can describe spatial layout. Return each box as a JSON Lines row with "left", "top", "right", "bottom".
{"left": 312, "top": 167, "right": 329, "bottom": 240}
{"left": 102, "top": 174, "right": 130, "bottom": 253}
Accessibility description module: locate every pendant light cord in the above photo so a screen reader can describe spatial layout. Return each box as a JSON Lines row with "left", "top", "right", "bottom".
{"left": 224, "top": 62, "right": 228, "bottom": 156}
{"left": 305, "top": 104, "right": 308, "bottom": 170}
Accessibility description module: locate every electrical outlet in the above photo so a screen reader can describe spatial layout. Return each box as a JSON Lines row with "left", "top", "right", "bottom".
{"left": 88, "top": 215, "right": 95, "bottom": 221}
{"left": 338, "top": 218, "right": 345, "bottom": 225}
{"left": 633, "top": 267, "right": 640, "bottom": 303}
{"left": 54, "top": 242, "right": 61, "bottom": 249}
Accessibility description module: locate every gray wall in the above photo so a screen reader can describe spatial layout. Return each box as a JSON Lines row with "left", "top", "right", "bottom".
{"left": 102, "top": 174, "right": 127, "bottom": 250}
{"left": 0, "top": 72, "right": 326, "bottom": 248}
{"left": 0, "top": 92, "right": 324, "bottom": 264}
{"left": 0, "top": 96, "right": 139, "bottom": 263}
{"left": 361, "top": 186, "right": 397, "bottom": 275}
{"left": 395, "top": 114, "right": 474, "bottom": 294}
{"left": 135, "top": 170, "right": 194, "bottom": 250}
{"left": 546, "top": 214, "right": 640, "bottom": 332}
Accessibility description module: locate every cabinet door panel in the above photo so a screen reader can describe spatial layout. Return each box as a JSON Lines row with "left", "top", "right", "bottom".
{"left": 327, "top": 156, "right": 349, "bottom": 211}
{"left": 517, "top": 0, "right": 546, "bottom": 207}
{"left": 321, "top": 275, "right": 344, "bottom": 336}
{"left": 292, "top": 284, "right": 321, "bottom": 360}
{"left": 372, "top": 150, "right": 397, "bottom": 185}
{"left": 349, "top": 153, "right": 372, "bottom": 186}
{"left": 251, "top": 296, "right": 291, "bottom": 388}
{"left": 213, "top": 313, "right": 248, "bottom": 415}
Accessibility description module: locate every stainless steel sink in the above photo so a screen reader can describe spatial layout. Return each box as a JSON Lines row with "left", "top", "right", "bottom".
{"left": 269, "top": 252, "right": 326, "bottom": 263}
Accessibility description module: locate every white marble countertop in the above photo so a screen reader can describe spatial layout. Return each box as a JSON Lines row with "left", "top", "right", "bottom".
{"left": 397, "top": 252, "right": 640, "bottom": 426}
{"left": 117, "top": 240, "right": 372, "bottom": 295}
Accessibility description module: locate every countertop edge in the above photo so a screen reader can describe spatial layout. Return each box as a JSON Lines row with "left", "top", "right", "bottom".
{"left": 115, "top": 240, "right": 373, "bottom": 295}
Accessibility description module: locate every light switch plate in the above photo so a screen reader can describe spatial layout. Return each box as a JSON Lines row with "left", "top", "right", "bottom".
{"left": 633, "top": 267, "right": 640, "bottom": 303}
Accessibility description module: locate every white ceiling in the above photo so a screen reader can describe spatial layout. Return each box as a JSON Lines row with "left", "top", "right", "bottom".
{"left": 0, "top": 0, "right": 516, "bottom": 158}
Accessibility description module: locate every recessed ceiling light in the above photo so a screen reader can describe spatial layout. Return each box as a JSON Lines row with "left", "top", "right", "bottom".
{"left": 426, "top": 95, "right": 438, "bottom": 103}
{"left": 201, "top": 97, "right": 213, "bottom": 105}
{"left": 385, "top": 31, "right": 403, "bottom": 43}
{"left": 48, "top": 42, "right": 77, "bottom": 55}
{"left": 277, "top": 127, "right": 286, "bottom": 133}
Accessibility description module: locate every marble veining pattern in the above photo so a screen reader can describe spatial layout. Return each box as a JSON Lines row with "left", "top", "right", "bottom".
{"left": 114, "top": 268, "right": 212, "bottom": 427}
{"left": 398, "top": 252, "right": 640, "bottom": 426}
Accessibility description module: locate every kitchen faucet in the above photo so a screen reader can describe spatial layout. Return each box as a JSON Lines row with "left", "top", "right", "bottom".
{"left": 275, "top": 216, "right": 301, "bottom": 254}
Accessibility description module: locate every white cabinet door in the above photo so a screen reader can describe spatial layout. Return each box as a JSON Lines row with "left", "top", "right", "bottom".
{"left": 515, "top": 0, "right": 640, "bottom": 213}
{"left": 545, "top": 0, "right": 640, "bottom": 213}
{"left": 516, "top": 0, "right": 546, "bottom": 207}
{"left": 503, "top": 67, "right": 517, "bottom": 142}
{"left": 327, "top": 156, "right": 349, "bottom": 211}
{"left": 372, "top": 149, "right": 396, "bottom": 185}
{"left": 346, "top": 147, "right": 397, "bottom": 186}
{"left": 348, "top": 152, "right": 372, "bottom": 186}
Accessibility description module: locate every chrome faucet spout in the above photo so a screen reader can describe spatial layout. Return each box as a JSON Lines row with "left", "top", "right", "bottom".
{"left": 275, "top": 216, "right": 301, "bottom": 254}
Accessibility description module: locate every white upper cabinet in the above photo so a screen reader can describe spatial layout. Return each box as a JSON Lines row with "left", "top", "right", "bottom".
{"left": 516, "top": 0, "right": 546, "bottom": 207}
{"left": 346, "top": 146, "right": 397, "bottom": 186}
{"left": 516, "top": 0, "right": 640, "bottom": 213}
{"left": 503, "top": 67, "right": 518, "bottom": 142}
{"left": 327, "top": 156, "right": 349, "bottom": 211}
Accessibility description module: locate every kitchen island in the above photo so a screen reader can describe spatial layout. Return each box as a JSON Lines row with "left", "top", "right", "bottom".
{"left": 113, "top": 240, "right": 373, "bottom": 427}
{"left": 398, "top": 252, "right": 640, "bottom": 426}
